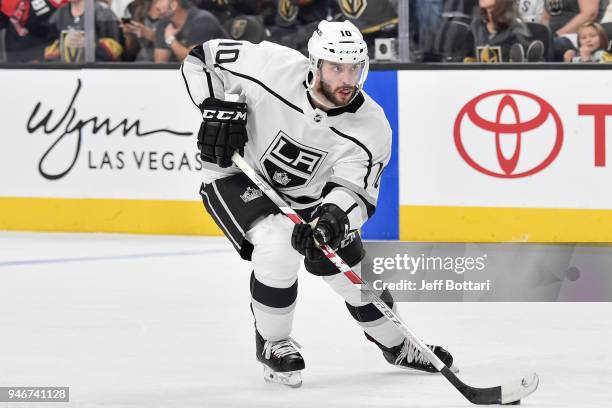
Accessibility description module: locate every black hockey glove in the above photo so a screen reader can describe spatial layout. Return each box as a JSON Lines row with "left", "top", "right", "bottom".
{"left": 291, "top": 204, "right": 350, "bottom": 260}
{"left": 197, "top": 97, "right": 248, "bottom": 168}
{"left": 291, "top": 223, "right": 323, "bottom": 260}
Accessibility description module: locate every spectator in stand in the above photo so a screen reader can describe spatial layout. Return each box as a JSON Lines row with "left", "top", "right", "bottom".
{"left": 546, "top": 0, "right": 609, "bottom": 60}
{"left": 121, "top": 0, "right": 159, "bottom": 61}
{"left": 563, "top": 21, "right": 611, "bottom": 60}
{"left": 0, "top": 0, "right": 68, "bottom": 62}
{"left": 464, "top": 0, "right": 533, "bottom": 62}
{"left": 153, "top": 0, "right": 227, "bottom": 62}
{"left": 45, "top": 0, "right": 123, "bottom": 62}
{"left": 516, "top": 0, "right": 548, "bottom": 23}
{"left": 411, "top": 0, "right": 443, "bottom": 53}
{"left": 545, "top": 0, "right": 608, "bottom": 35}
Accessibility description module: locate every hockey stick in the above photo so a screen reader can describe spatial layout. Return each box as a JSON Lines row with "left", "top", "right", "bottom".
{"left": 231, "top": 152, "right": 539, "bottom": 405}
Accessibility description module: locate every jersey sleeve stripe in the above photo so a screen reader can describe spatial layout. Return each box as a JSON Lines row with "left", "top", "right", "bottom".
{"left": 324, "top": 186, "right": 369, "bottom": 221}
{"left": 323, "top": 180, "right": 376, "bottom": 217}
{"left": 201, "top": 44, "right": 217, "bottom": 98}
{"left": 187, "top": 45, "right": 216, "bottom": 101}
{"left": 322, "top": 187, "right": 367, "bottom": 230}
{"left": 180, "top": 62, "right": 199, "bottom": 110}
{"left": 329, "top": 127, "right": 373, "bottom": 189}
{"left": 204, "top": 69, "right": 215, "bottom": 99}
{"left": 345, "top": 202, "right": 359, "bottom": 215}
{"left": 373, "top": 162, "right": 385, "bottom": 188}
{"left": 326, "top": 177, "right": 377, "bottom": 207}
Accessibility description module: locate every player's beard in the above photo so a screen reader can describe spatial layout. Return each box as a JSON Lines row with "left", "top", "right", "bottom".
{"left": 319, "top": 80, "right": 356, "bottom": 107}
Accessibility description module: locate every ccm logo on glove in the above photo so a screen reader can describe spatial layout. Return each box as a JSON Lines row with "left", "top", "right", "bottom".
{"left": 202, "top": 109, "right": 247, "bottom": 122}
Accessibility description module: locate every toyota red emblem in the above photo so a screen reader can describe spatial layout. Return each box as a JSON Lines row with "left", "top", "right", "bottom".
{"left": 454, "top": 90, "right": 563, "bottom": 178}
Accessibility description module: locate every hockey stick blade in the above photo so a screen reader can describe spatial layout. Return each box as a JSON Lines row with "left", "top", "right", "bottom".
{"left": 441, "top": 368, "right": 538, "bottom": 405}
{"left": 231, "top": 152, "right": 539, "bottom": 405}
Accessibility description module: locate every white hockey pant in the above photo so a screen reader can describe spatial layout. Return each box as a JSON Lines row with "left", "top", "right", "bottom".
{"left": 247, "top": 214, "right": 403, "bottom": 348}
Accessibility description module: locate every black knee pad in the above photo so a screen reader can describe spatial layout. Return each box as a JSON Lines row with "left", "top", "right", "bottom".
{"left": 303, "top": 231, "right": 365, "bottom": 276}
{"left": 250, "top": 271, "right": 298, "bottom": 309}
{"left": 345, "top": 288, "right": 394, "bottom": 324}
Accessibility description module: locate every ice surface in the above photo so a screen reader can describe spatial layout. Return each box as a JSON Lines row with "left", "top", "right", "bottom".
{"left": 0, "top": 232, "right": 610, "bottom": 407}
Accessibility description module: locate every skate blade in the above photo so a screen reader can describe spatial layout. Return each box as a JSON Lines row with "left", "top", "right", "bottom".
{"left": 263, "top": 365, "right": 303, "bottom": 388}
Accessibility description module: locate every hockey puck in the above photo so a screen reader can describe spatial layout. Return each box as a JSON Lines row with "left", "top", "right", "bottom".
{"left": 503, "top": 400, "right": 521, "bottom": 405}
{"left": 565, "top": 267, "right": 580, "bottom": 282}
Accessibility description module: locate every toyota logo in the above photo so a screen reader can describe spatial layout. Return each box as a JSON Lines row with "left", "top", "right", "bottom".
{"left": 454, "top": 90, "right": 563, "bottom": 178}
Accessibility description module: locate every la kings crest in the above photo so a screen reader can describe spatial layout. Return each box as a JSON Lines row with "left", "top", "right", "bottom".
{"left": 260, "top": 131, "right": 327, "bottom": 191}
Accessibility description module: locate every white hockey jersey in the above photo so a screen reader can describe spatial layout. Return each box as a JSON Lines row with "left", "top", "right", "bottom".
{"left": 181, "top": 40, "right": 391, "bottom": 230}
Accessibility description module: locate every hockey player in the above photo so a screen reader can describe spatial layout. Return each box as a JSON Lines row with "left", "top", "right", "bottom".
{"left": 181, "top": 20, "right": 456, "bottom": 387}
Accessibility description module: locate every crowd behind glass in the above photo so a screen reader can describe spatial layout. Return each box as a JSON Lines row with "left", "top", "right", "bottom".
{"left": 0, "top": 0, "right": 610, "bottom": 63}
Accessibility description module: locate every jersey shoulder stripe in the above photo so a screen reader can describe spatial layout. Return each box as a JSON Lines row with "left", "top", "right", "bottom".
{"left": 213, "top": 63, "right": 304, "bottom": 114}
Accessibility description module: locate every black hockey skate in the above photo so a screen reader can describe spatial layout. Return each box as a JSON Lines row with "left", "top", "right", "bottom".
{"left": 256, "top": 330, "right": 305, "bottom": 388}
{"left": 368, "top": 334, "right": 458, "bottom": 373}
